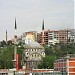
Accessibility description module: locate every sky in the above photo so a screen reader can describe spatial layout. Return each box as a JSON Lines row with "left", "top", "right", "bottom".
{"left": 0, "top": 0, "right": 74, "bottom": 41}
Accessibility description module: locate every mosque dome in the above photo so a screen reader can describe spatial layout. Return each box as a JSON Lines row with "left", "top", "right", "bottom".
{"left": 25, "top": 41, "right": 42, "bottom": 48}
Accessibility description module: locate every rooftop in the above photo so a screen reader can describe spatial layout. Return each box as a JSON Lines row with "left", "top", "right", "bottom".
{"left": 25, "top": 41, "right": 43, "bottom": 48}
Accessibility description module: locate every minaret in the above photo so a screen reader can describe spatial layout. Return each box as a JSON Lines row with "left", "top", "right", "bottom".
{"left": 14, "top": 18, "right": 17, "bottom": 61}
{"left": 14, "top": 18, "right": 19, "bottom": 71}
{"left": 6, "top": 30, "right": 7, "bottom": 44}
{"left": 42, "top": 19, "right": 44, "bottom": 45}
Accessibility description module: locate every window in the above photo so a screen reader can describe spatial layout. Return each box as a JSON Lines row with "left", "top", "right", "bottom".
{"left": 27, "top": 53, "right": 28, "bottom": 55}
{"left": 35, "top": 54, "right": 36, "bottom": 57}
{"left": 32, "top": 49, "right": 33, "bottom": 51}
{"left": 32, "top": 54, "right": 33, "bottom": 57}
{"left": 38, "top": 54, "right": 39, "bottom": 57}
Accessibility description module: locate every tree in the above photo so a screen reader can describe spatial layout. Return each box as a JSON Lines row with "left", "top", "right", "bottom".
{"left": 0, "top": 40, "right": 6, "bottom": 47}
{"left": 0, "top": 42, "right": 24, "bottom": 69}
{"left": 0, "top": 45, "right": 14, "bottom": 69}
{"left": 17, "top": 47, "right": 23, "bottom": 69}
{"left": 7, "top": 40, "right": 13, "bottom": 46}
{"left": 45, "top": 45, "right": 53, "bottom": 56}
{"left": 38, "top": 55, "right": 56, "bottom": 69}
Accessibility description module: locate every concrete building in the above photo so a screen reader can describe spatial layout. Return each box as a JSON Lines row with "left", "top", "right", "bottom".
{"left": 68, "top": 29, "right": 75, "bottom": 44}
{"left": 37, "top": 33, "right": 41, "bottom": 44}
{"left": 59, "top": 29, "right": 68, "bottom": 44}
{"left": 38, "top": 29, "right": 75, "bottom": 46}
{"left": 54, "top": 54, "right": 75, "bottom": 75}
{"left": 39, "top": 30, "right": 48, "bottom": 45}
{"left": 38, "top": 29, "right": 68, "bottom": 46}
{"left": 37, "top": 20, "right": 48, "bottom": 45}
{"left": 48, "top": 30, "right": 59, "bottom": 45}
{"left": 22, "top": 31, "right": 37, "bottom": 44}
{"left": 22, "top": 41, "right": 45, "bottom": 69}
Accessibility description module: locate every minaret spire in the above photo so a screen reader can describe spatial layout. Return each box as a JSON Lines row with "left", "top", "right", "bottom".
{"left": 42, "top": 19, "right": 45, "bottom": 45}
{"left": 14, "top": 18, "right": 17, "bottom": 69}
{"left": 6, "top": 30, "right": 7, "bottom": 44}
{"left": 14, "top": 18, "right": 18, "bottom": 71}
{"left": 15, "top": 18, "right": 17, "bottom": 30}
{"left": 42, "top": 19, "right": 44, "bottom": 30}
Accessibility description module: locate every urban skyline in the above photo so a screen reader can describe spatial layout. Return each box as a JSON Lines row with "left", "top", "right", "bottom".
{"left": 0, "top": 0, "right": 74, "bottom": 41}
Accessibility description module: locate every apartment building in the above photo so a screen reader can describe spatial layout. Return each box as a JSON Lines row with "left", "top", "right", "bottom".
{"left": 21, "top": 29, "right": 75, "bottom": 46}
{"left": 38, "top": 29, "right": 69, "bottom": 46}
{"left": 54, "top": 54, "right": 75, "bottom": 75}
{"left": 37, "top": 30, "right": 48, "bottom": 45}
{"left": 48, "top": 30, "right": 59, "bottom": 45}
{"left": 59, "top": 29, "right": 68, "bottom": 44}
{"left": 68, "top": 29, "right": 75, "bottom": 43}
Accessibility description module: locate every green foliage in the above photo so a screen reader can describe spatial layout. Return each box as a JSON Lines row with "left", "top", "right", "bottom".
{"left": 17, "top": 47, "right": 23, "bottom": 68}
{"left": 38, "top": 43, "right": 75, "bottom": 69}
{"left": 7, "top": 40, "right": 13, "bottom": 46}
{"left": 0, "top": 40, "right": 6, "bottom": 47}
{"left": 0, "top": 42, "right": 75, "bottom": 69}
{"left": 0, "top": 45, "right": 23, "bottom": 69}
{"left": 0, "top": 45, "right": 14, "bottom": 69}
{"left": 0, "top": 40, "right": 14, "bottom": 47}
{"left": 38, "top": 55, "right": 56, "bottom": 69}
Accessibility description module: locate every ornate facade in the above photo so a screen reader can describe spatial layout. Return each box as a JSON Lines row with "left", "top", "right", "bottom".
{"left": 22, "top": 41, "right": 45, "bottom": 69}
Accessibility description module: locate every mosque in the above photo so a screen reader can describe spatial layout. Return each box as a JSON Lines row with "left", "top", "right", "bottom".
{"left": 22, "top": 20, "right": 45, "bottom": 69}
{"left": 7, "top": 18, "right": 45, "bottom": 69}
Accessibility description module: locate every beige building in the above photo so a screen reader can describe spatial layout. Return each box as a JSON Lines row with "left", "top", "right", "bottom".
{"left": 59, "top": 29, "right": 68, "bottom": 44}
{"left": 22, "top": 41, "right": 45, "bottom": 69}
{"left": 22, "top": 31, "right": 37, "bottom": 44}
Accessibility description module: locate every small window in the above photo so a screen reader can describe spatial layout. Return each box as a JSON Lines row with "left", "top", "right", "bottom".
{"left": 32, "top": 49, "right": 33, "bottom": 51}
{"left": 27, "top": 53, "right": 28, "bottom": 55}
{"left": 28, "top": 49, "right": 29, "bottom": 51}
{"left": 38, "top": 54, "right": 39, "bottom": 57}
{"left": 35, "top": 54, "right": 36, "bottom": 57}
{"left": 35, "top": 49, "right": 37, "bottom": 51}
{"left": 32, "top": 54, "right": 33, "bottom": 57}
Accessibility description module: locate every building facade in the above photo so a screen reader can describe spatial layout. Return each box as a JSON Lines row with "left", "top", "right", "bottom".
{"left": 48, "top": 30, "right": 59, "bottom": 45}
{"left": 21, "top": 29, "right": 75, "bottom": 46}
{"left": 68, "top": 29, "right": 75, "bottom": 44}
{"left": 58, "top": 29, "right": 68, "bottom": 44}
{"left": 37, "top": 30, "right": 48, "bottom": 45}
{"left": 54, "top": 54, "right": 75, "bottom": 75}
{"left": 22, "top": 31, "right": 37, "bottom": 44}
{"left": 22, "top": 41, "right": 45, "bottom": 69}
{"left": 38, "top": 29, "right": 69, "bottom": 46}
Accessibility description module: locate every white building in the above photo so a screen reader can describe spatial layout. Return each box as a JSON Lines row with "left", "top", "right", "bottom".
{"left": 48, "top": 30, "right": 59, "bottom": 45}
{"left": 68, "top": 29, "right": 75, "bottom": 43}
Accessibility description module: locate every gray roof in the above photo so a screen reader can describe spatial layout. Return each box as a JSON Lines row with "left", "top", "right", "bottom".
{"left": 25, "top": 41, "right": 42, "bottom": 48}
